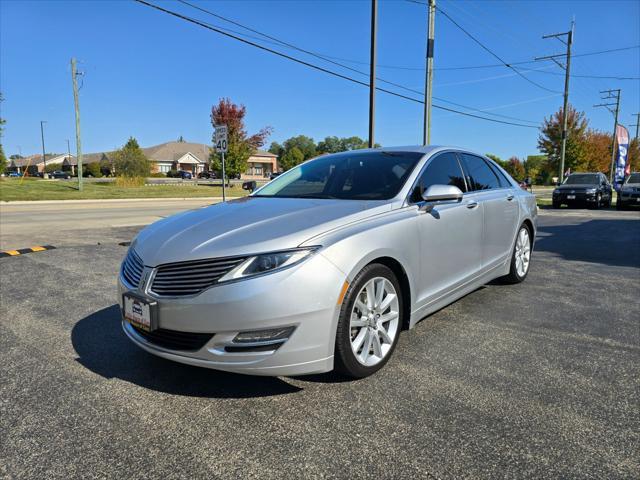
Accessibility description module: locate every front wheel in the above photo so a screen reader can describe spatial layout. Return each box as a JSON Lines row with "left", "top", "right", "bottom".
{"left": 334, "top": 264, "right": 402, "bottom": 378}
{"left": 502, "top": 225, "right": 532, "bottom": 284}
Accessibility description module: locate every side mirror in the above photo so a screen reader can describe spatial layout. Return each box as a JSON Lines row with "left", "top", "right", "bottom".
{"left": 420, "top": 184, "right": 464, "bottom": 212}
{"left": 242, "top": 180, "right": 257, "bottom": 192}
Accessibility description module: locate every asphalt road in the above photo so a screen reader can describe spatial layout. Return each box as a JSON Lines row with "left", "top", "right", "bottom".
{"left": 0, "top": 199, "right": 220, "bottom": 250}
{"left": 1, "top": 208, "right": 638, "bottom": 479}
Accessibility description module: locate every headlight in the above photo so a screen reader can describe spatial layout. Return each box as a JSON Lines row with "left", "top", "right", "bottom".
{"left": 585, "top": 188, "right": 597, "bottom": 194}
{"left": 218, "top": 247, "right": 319, "bottom": 282}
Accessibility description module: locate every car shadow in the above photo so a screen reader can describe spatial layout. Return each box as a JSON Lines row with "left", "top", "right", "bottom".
{"left": 71, "top": 305, "right": 302, "bottom": 398}
{"left": 535, "top": 218, "right": 640, "bottom": 268}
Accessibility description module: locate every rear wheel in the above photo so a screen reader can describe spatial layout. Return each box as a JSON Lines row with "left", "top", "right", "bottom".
{"left": 616, "top": 199, "right": 625, "bottom": 210}
{"left": 502, "top": 225, "right": 532, "bottom": 284}
{"left": 334, "top": 264, "right": 402, "bottom": 378}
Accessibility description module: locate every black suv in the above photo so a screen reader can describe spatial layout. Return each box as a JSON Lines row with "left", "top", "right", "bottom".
{"left": 552, "top": 172, "right": 612, "bottom": 209}
{"left": 617, "top": 172, "right": 640, "bottom": 210}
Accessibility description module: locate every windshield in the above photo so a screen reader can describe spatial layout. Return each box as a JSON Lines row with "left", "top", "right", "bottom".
{"left": 254, "top": 151, "right": 423, "bottom": 200}
{"left": 563, "top": 174, "right": 599, "bottom": 185}
{"left": 626, "top": 173, "right": 640, "bottom": 184}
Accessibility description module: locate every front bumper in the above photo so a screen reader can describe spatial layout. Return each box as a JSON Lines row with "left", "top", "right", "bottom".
{"left": 553, "top": 191, "right": 598, "bottom": 203}
{"left": 118, "top": 252, "right": 346, "bottom": 376}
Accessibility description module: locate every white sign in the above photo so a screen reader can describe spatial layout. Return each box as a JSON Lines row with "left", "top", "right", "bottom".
{"left": 214, "top": 125, "right": 228, "bottom": 153}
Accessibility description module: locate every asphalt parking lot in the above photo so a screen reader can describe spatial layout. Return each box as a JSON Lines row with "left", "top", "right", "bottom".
{"left": 1, "top": 208, "right": 639, "bottom": 479}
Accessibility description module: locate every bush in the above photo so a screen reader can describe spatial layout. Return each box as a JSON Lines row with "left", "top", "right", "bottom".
{"left": 83, "top": 162, "right": 102, "bottom": 178}
{"left": 115, "top": 176, "right": 145, "bottom": 187}
{"left": 114, "top": 137, "right": 150, "bottom": 178}
{"left": 150, "top": 172, "right": 166, "bottom": 177}
{"left": 166, "top": 169, "right": 179, "bottom": 178}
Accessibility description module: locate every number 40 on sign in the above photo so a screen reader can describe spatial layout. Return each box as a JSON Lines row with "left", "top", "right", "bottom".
{"left": 214, "top": 125, "right": 228, "bottom": 153}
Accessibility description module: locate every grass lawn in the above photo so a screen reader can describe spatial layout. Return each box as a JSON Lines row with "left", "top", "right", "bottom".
{"left": 0, "top": 178, "right": 248, "bottom": 201}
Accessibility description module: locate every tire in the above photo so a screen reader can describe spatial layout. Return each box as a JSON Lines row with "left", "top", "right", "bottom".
{"left": 616, "top": 200, "right": 625, "bottom": 211}
{"left": 591, "top": 193, "right": 602, "bottom": 209}
{"left": 502, "top": 224, "right": 532, "bottom": 284}
{"left": 552, "top": 200, "right": 561, "bottom": 209}
{"left": 334, "top": 264, "right": 403, "bottom": 378}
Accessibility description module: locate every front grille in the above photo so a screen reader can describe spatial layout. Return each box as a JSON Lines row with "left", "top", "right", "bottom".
{"left": 131, "top": 324, "right": 214, "bottom": 351}
{"left": 150, "top": 256, "right": 247, "bottom": 297}
{"left": 121, "top": 249, "right": 144, "bottom": 287}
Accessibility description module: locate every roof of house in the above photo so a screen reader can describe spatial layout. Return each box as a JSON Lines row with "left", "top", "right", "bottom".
{"left": 143, "top": 141, "right": 211, "bottom": 163}
{"left": 10, "top": 154, "right": 67, "bottom": 167}
{"left": 252, "top": 149, "right": 277, "bottom": 158}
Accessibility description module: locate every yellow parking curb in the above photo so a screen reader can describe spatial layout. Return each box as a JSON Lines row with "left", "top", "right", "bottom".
{"left": 0, "top": 246, "right": 56, "bottom": 258}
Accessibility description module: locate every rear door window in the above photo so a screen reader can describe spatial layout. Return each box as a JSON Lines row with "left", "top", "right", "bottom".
{"left": 460, "top": 154, "right": 502, "bottom": 191}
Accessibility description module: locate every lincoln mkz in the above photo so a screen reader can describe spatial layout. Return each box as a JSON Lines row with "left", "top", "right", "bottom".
{"left": 118, "top": 146, "right": 537, "bottom": 378}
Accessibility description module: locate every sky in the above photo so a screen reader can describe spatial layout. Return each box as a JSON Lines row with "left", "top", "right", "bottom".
{"left": 1, "top": 0, "right": 639, "bottom": 160}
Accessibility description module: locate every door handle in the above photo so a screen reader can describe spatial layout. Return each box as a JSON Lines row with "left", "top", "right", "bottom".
{"left": 506, "top": 194, "right": 514, "bottom": 201}
{"left": 466, "top": 201, "right": 479, "bottom": 209}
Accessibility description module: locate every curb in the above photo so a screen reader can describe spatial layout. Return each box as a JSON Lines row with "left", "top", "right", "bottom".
{"left": 1, "top": 197, "right": 227, "bottom": 206}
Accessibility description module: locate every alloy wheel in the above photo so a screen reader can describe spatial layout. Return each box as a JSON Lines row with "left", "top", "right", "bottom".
{"left": 349, "top": 277, "right": 400, "bottom": 367}
{"left": 515, "top": 227, "right": 531, "bottom": 277}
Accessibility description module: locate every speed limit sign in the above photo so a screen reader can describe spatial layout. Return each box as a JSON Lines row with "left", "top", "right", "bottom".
{"left": 214, "top": 125, "right": 228, "bottom": 153}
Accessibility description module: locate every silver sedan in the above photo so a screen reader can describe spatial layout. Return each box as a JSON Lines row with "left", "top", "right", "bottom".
{"left": 118, "top": 146, "right": 537, "bottom": 378}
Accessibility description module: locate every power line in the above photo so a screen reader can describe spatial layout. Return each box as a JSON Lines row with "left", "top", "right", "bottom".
{"left": 136, "top": 0, "right": 539, "bottom": 129}
{"left": 177, "top": 0, "right": 540, "bottom": 125}
{"left": 410, "top": 1, "right": 560, "bottom": 93}
{"left": 515, "top": 66, "right": 639, "bottom": 81}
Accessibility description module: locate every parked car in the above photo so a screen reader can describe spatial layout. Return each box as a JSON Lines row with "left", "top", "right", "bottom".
{"left": 8, "top": 171, "right": 21, "bottom": 177}
{"left": 269, "top": 172, "right": 282, "bottom": 180}
{"left": 552, "top": 172, "right": 612, "bottom": 209}
{"left": 119, "top": 146, "right": 537, "bottom": 378}
{"left": 51, "top": 170, "right": 71, "bottom": 179}
{"left": 617, "top": 172, "right": 640, "bottom": 210}
{"left": 177, "top": 170, "right": 192, "bottom": 179}
{"left": 198, "top": 171, "right": 216, "bottom": 179}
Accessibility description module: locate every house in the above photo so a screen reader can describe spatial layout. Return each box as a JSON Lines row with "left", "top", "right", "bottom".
{"left": 141, "top": 141, "right": 280, "bottom": 179}
{"left": 8, "top": 154, "right": 70, "bottom": 175}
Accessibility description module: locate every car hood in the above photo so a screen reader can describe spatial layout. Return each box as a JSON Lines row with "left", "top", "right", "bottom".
{"left": 134, "top": 196, "right": 395, "bottom": 266}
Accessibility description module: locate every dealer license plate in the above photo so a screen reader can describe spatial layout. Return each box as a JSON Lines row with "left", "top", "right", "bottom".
{"left": 567, "top": 195, "right": 576, "bottom": 199}
{"left": 123, "top": 293, "right": 156, "bottom": 331}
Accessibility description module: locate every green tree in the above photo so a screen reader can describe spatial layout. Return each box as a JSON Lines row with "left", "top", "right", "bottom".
{"left": 538, "top": 104, "right": 588, "bottom": 177}
{"left": 524, "top": 155, "right": 547, "bottom": 184}
{"left": 317, "top": 136, "right": 342, "bottom": 154}
{"left": 210, "top": 98, "right": 272, "bottom": 179}
{"left": 280, "top": 146, "right": 304, "bottom": 171}
{"left": 283, "top": 135, "right": 316, "bottom": 160}
{"left": 114, "top": 137, "right": 150, "bottom": 177}
{"left": 268, "top": 141, "right": 284, "bottom": 158}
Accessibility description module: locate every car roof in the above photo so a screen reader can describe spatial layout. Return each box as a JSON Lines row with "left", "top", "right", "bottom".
{"left": 343, "top": 145, "right": 486, "bottom": 157}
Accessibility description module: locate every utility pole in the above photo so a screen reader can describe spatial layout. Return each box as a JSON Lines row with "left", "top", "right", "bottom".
{"left": 368, "top": 0, "right": 377, "bottom": 148}
{"left": 66, "top": 139, "right": 72, "bottom": 175}
{"left": 71, "top": 58, "right": 83, "bottom": 191}
{"left": 632, "top": 113, "right": 640, "bottom": 141}
{"left": 594, "top": 89, "right": 621, "bottom": 182}
{"left": 40, "top": 121, "right": 47, "bottom": 177}
{"left": 536, "top": 21, "right": 573, "bottom": 183}
{"left": 423, "top": 0, "right": 436, "bottom": 145}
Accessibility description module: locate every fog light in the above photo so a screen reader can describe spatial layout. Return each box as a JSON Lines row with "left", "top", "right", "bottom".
{"left": 233, "top": 326, "right": 295, "bottom": 344}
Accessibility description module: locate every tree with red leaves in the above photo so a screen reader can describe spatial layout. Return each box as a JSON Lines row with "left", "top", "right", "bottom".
{"left": 210, "top": 98, "right": 272, "bottom": 179}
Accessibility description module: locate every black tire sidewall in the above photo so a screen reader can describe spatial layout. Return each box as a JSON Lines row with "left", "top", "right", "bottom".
{"left": 334, "top": 264, "right": 403, "bottom": 378}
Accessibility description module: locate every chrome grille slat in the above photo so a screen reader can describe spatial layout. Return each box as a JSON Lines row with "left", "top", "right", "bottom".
{"left": 150, "top": 256, "right": 247, "bottom": 297}
{"left": 121, "top": 249, "right": 144, "bottom": 287}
